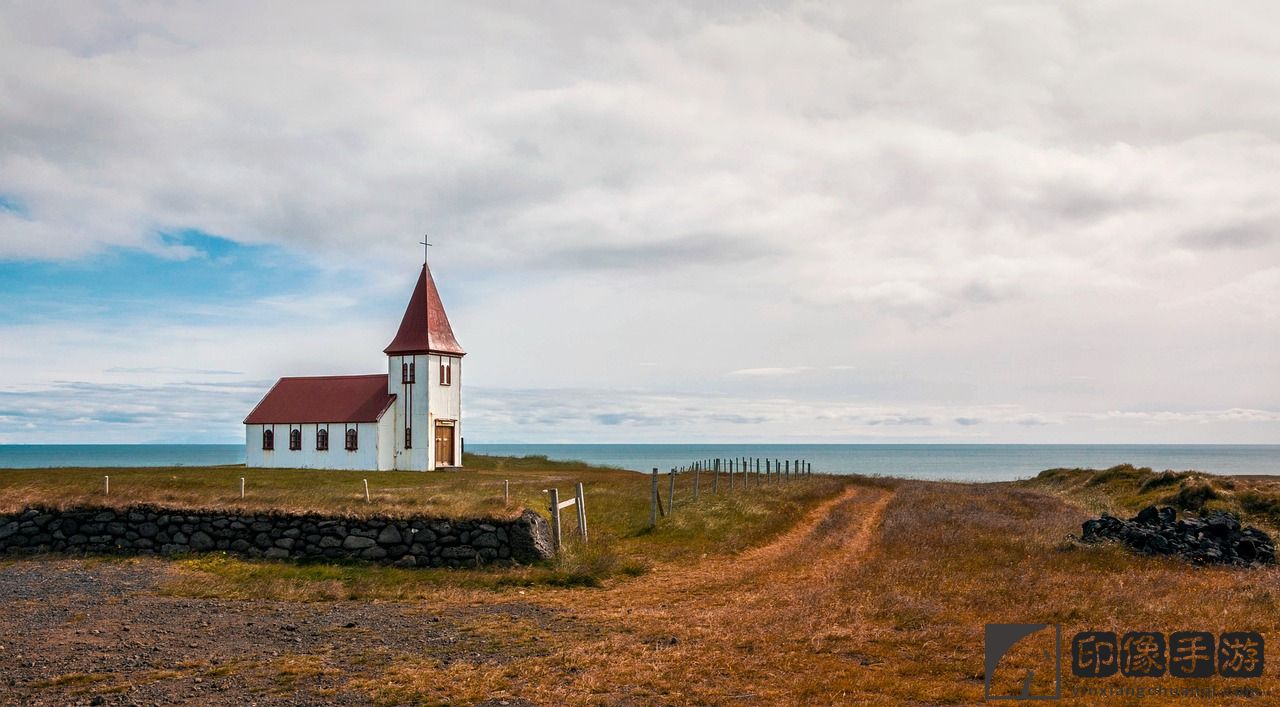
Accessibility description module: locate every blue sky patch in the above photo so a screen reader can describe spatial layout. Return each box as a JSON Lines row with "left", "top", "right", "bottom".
{"left": 0, "top": 194, "right": 29, "bottom": 217}
{"left": 0, "top": 230, "right": 326, "bottom": 325}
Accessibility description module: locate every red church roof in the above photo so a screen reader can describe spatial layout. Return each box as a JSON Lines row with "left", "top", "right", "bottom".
{"left": 243, "top": 375, "right": 396, "bottom": 424}
{"left": 383, "top": 262, "right": 466, "bottom": 356}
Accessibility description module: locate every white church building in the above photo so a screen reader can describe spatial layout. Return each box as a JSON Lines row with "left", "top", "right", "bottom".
{"left": 244, "top": 260, "right": 465, "bottom": 471}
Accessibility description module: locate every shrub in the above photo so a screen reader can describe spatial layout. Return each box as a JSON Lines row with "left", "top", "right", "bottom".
{"left": 1138, "top": 471, "right": 1188, "bottom": 493}
{"left": 1085, "top": 464, "right": 1152, "bottom": 487}
{"left": 1163, "top": 478, "right": 1219, "bottom": 511}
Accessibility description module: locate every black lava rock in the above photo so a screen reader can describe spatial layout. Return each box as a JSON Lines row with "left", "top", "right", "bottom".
{"left": 1081, "top": 505, "right": 1276, "bottom": 567}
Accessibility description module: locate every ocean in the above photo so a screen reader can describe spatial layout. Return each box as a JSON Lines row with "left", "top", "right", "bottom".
{"left": 1, "top": 443, "right": 1277, "bottom": 481}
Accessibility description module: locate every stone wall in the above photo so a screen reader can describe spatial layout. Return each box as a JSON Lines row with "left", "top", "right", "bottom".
{"left": 0, "top": 505, "right": 554, "bottom": 567}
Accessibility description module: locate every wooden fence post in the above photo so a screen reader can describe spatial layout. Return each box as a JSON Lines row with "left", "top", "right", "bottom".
{"left": 504, "top": 479, "right": 510, "bottom": 506}
{"left": 575, "top": 482, "right": 588, "bottom": 542}
{"left": 694, "top": 462, "right": 701, "bottom": 501}
{"left": 713, "top": 459, "right": 720, "bottom": 493}
{"left": 548, "top": 488, "right": 563, "bottom": 552}
{"left": 363, "top": 478, "right": 371, "bottom": 503}
{"left": 240, "top": 477, "right": 245, "bottom": 499}
{"left": 650, "top": 468, "right": 659, "bottom": 528}
{"left": 104, "top": 475, "right": 109, "bottom": 496}
{"left": 668, "top": 469, "right": 676, "bottom": 514}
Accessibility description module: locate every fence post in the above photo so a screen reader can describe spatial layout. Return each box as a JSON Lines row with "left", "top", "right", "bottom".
{"left": 713, "top": 459, "right": 720, "bottom": 493}
{"left": 240, "top": 477, "right": 245, "bottom": 499}
{"left": 504, "top": 479, "right": 510, "bottom": 506}
{"left": 785, "top": 460, "right": 790, "bottom": 480}
{"left": 548, "top": 488, "right": 563, "bottom": 552}
{"left": 575, "top": 482, "right": 588, "bottom": 542}
{"left": 104, "top": 475, "right": 109, "bottom": 496}
{"left": 668, "top": 469, "right": 676, "bottom": 514}
{"left": 694, "top": 462, "right": 701, "bottom": 501}
{"left": 729, "top": 459, "right": 734, "bottom": 490}
{"left": 363, "top": 478, "right": 371, "bottom": 503}
{"left": 650, "top": 468, "right": 659, "bottom": 528}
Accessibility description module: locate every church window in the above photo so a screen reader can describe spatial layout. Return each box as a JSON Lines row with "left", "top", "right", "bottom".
{"left": 262, "top": 428, "right": 274, "bottom": 450}
{"left": 402, "top": 362, "right": 408, "bottom": 382}
{"left": 289, "top": 428, "right": 301, "bottom": 450}
{"left": 440, "top": 359, "right": 451, "bottom": 386}
{"left": 409, "top": 362, "right": 415, "bottom": 383}
{"left": 405, "top": 426, "right": 412, "bottom": 449}
{"left": 316, "top": 428, "right": 329, "bottom": 451}
{"left": 345, "top": 428, "right": 359, "bottom": 451}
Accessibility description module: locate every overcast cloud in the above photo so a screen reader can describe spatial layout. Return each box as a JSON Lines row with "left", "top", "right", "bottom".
{"left": 1, "top": 1, "right": 1277, "bottom": 443}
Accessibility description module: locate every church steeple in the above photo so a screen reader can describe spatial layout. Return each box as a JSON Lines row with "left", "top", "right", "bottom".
{"left": 383, "top": 261, "right": 466, "bottom": 356}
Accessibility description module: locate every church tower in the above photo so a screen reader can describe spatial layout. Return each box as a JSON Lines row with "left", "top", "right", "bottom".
{"left": 383, "top": 260, "right": 465, "bottom": 470}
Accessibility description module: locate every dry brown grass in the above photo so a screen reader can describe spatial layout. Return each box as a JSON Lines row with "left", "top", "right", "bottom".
{"left": 0, "top": 455, "right": 623, "bottom": 520}
{"left": 1024, "top": 464, "right": 1280, "bottom": 533}
{"left": 342, "top": 477, "right": 1280, "bottom": 705}
{"left": 11, "top": 463, "right": 1280, "bottom": 704}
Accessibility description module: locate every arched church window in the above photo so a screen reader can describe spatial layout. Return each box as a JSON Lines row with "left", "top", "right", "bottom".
{"left": 289, "top": 428, "right": 302, "bottom": 450}
{"left": 345, "top": 428, "right": 359, "bottom": 451}
{"left": 262, "top": 428, "right": 274, "bottom": 450}
{"left": 316, "top": 428, "right": 329, "bottom": 451}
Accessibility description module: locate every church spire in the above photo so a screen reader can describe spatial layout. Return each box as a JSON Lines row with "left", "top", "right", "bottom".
{"left": 383, "top": 260, "right": 465, "bottom": 356}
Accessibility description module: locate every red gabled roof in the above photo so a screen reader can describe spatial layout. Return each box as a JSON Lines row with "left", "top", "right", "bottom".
{"left": 243, "top": 374, "right": 396, "bottom": 424}
{"left": 383, "top": 262, "right": 466, "bottom": 356}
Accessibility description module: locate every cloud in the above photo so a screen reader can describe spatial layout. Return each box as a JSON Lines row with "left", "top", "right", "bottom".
{"left": 1, "top": 2, "right": 1278, "bottom": 444}
{"left": 727, "top": 367, "right": 812, "bottom": 377}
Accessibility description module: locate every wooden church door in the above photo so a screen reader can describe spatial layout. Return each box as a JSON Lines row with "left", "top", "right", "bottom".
{"left": 434, "top": 423, "right": 455, "bottom": 467}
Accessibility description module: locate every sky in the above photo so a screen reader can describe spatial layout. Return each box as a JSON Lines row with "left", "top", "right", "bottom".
{"left": 1, "top": 1, "right": 1278, "bottom": 445}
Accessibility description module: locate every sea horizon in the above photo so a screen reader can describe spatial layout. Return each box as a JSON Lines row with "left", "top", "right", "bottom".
{"left": 2, "top": 442, "right": 1277, "bottom": 481}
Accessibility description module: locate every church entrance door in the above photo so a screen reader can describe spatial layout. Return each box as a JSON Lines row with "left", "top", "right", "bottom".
{"left": 434, "top": 423, "right": 455, "bottom": 467}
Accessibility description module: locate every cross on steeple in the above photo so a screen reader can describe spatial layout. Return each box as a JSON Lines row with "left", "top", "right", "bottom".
{"left": 419, "top": 234, "right": 432, "bottom": 264}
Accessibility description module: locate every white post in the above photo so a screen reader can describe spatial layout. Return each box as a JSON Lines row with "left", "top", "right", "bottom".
{"left": 104, "top": 475, "right": 109, "bottom": 496}
{"left": 363, "top": 478, "right": 370, "bottom": 503}
{"left": 650, "top": 468, "right": 659, "bottom": 528}
{"left": 548, "top": 488, "right": 563, "bottom": 553}
{"left": 504, "top": 479, "right": 510, "bottom": 506}
{"left": 240, "top": 477, "right": 245, "bottom": 499}
{"left": 575, "top": 482, "right": 587, "bottom": 542}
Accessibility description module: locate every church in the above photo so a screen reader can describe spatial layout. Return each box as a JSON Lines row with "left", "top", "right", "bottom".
{"left": 243, "top": 258, "right": 465, "bottom": 471}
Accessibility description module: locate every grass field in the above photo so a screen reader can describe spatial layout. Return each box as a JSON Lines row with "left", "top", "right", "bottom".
{"left": 4, "top": 459, "right": 1279, "bottom": 704}
{"left": 0, "top": 453, "right": 848, "bottom": 592}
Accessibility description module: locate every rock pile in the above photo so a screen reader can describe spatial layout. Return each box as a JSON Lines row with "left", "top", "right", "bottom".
{"left": 0, "top": 505, "right": 554, "bottom": 567}
{"left": 1081, "top": 505, "right": 1276, "bottom": 566}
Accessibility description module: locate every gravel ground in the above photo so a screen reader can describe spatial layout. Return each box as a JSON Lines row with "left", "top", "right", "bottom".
{"left": 0, "top": 557, "right": 558, "bottom": 706}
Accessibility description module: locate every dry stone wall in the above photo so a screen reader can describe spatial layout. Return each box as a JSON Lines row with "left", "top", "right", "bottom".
{"left": 0, "top": 505, "right": 554, "bottom": 567}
